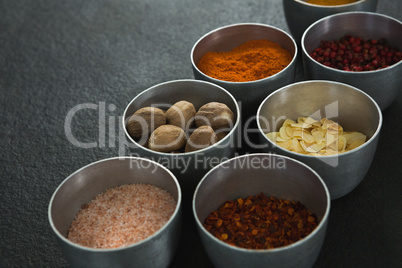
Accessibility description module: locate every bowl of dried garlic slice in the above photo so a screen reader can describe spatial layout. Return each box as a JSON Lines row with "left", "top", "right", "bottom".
{"left": 256, "top": 80, "right": 382, "bottom": 199}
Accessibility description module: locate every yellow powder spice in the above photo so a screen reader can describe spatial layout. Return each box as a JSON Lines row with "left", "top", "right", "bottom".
{"left": 306, "top": 0, "right": 358, "bottom": 6}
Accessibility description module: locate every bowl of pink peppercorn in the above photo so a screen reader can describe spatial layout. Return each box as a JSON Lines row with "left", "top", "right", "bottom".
{"left": 302, "top": 11, "right": 402, "bottom": 110}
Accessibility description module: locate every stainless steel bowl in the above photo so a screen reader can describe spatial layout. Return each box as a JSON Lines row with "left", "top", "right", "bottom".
{"left": 283, "top": 0, "right": 378, "bottom": 44}
{"left": 191, "top": 23, "right": 298, "bottom": 121}
{"left": 302, "top": 11, "right": 402, "bottom": 110}
{"left": 257, "top": 80, "right": 382, "bottom": 199}
{"left": 122, "top": 79, "right": 240, "bottom": 196}
{"left": 48, "top": 157, "right": 182, "bottom": 268}
{"left": 193, "top": 153, "right": 330, "bottom": 268}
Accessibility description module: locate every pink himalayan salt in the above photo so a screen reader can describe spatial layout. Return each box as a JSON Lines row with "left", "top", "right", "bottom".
{"left": 67, "top": 183, "right": 177, "bottom": 249}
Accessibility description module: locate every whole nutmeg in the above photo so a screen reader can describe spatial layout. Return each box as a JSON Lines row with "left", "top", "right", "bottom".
{"left": 215, "top": 130, "right": 229, "bottom": 141}
{"left": 185, "top": 126, "right": 217, "bottom": 153}
{"left": 195, "top": 102, "right": 234, "bottom": 130}
{"left": 165, "top": 100, "right": 196, "bottom": 130}
{"left": 148, "top": 125, "right": 187, "bottom": 153}
{"left": 126, "top": 107, "right": 166, "bottom": 139}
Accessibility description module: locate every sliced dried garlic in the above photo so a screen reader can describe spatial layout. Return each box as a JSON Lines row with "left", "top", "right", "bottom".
{"left": 265, "top": 117, "right": 367, "bottom": 155}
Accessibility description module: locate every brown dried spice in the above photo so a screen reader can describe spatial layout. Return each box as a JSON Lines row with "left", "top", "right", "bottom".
{"left": 203, "top": 193, "right": 318, "bottom": 250}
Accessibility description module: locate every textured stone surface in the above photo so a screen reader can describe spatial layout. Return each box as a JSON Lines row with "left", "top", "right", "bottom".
{"left": 0, "top": 0, "right": 401, "bottom": 267}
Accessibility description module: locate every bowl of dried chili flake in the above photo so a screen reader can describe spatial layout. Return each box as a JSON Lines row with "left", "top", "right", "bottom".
{"left": 49, "top": 157, "right": 182, "bottom": 268}
{"left": 301, "top": 11, "right": 402, "bottom": 110}
{"left": 193, "top": 153, "right": 330, "bottom": 268}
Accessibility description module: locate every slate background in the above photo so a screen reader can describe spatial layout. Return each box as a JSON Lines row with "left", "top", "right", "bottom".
{"left": 1, "top": 0, "right": 401, "bottom": 267}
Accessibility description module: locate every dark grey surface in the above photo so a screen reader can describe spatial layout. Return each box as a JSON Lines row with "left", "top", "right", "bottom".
{"left": 1, "top": 0, "right": 401, "bottom": 267}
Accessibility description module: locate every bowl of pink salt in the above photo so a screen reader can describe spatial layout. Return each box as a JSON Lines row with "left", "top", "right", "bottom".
{"left": 48, "top": 157, "right": 182, "bottom": 268}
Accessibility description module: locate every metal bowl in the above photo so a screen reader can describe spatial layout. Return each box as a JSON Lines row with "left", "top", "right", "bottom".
{"left": 122, "top": 79, "right": 240, "bottom": 196}
{"left": 302, "top": 11, "right": 402, "bottom": 110}
{"left": 191, "top": 23, "right": 298, "bottom": 121}
{"left": 257, "top": 80, "right": 382, "bottom": 199}
{"left": 283, "top": 0, "right": 378, "bottom": 44}
{"left": 48, "top": 157, "right": 182, "bottom": 268}
{"left": 193, "top": 153, "right": 330, "bottom": 268}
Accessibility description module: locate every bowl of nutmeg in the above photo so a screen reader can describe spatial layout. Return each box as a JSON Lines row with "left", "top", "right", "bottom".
{"left": 302, "top": 11, "right": 402, "bottom": 110}
{"left": 122, "top": 79, "right": 240, "bottom": 196}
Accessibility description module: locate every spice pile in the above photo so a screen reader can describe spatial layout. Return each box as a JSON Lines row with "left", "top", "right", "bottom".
{"left": 306, "top": 0, "right": 358, "bottom": 5}
{"left": 67, "top": 184, "right": 177, "bottom": 249}
{"left": 204, "top": 193, "right": 318, "bottom": 249}
{"left": 197, "top": 39, "right": 293, "bottom": 82}
{"left": 126, "top": 100, "right": 234, "bottom": 153}
{"left": 265, "top": 117, "right": 367, "bottom": 155}
{"left": 310, "top": 34, "right": 402, "bottom": 71}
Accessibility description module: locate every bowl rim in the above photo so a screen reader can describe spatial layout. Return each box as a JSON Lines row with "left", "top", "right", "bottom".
{"left": 256, "top": 80, "right": 383, "bottom": 159}
{"left": 301, "top": 11, "right": 402, "bottom": 74}
{"left": 190, "top": 22, "right": 298, "bottom": 84}
{"left": 122, "top": 79, "right": 241, "bottom": 156}
{"left": 292, "top": 0, "right": 369, "bottom": 8}
{"left": 48, "top": 156, "right": 182, "bottom": 252}
{"left": 192, "top": 153, "right": 331, "bottom": 253}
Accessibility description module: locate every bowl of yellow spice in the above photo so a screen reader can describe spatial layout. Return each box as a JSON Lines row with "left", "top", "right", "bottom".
{"left": 256, "top": 80, "right": 382, "bottom": 199}
{"left": 191, "top": 23, "right": 298, "bottom": 122}
{"left": 283, "top": 0, "right": 378, "bottom": 44}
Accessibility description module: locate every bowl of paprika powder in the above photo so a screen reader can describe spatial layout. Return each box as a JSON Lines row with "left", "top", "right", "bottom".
{"left": 193, "top": 153, "right": 330, "bottom": 268}
{"left": 191, "top": 23, "right": 298, "bottom": 122}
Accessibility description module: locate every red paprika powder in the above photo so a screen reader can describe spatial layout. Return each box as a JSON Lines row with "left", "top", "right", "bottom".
{"left": 197, "top": 39, "right": 293, "bottom": 82}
